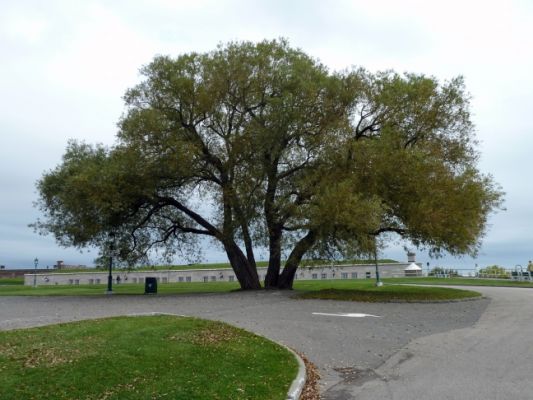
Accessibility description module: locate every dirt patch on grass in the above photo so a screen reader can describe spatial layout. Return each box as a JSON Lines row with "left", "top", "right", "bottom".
{"left": 192, "top": 323, "right": 241, "bottom": 346}
{"left": 94, "top": 376, "right": 146, "bottom": 400}
{"left": 168, "top": 322, "right": 241, "bottom": 346}
{"left": 0, "top": 342, "right": 17, "bottom": 358}
{"left": 23, "top": 346, "right": 80, "bottom": 368}
{"left": 0, "top": 342, "right": 81, "bottom": 368}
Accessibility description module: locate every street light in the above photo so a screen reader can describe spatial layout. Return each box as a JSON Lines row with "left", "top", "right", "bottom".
{"left": 374, "top": 238, "right": 383, "bottom": 287}
{"left": 107, "top": 232, "right": 115, "bottom": 294}
{"left": 33, "top": 257, "right": 39, "bottom": 287}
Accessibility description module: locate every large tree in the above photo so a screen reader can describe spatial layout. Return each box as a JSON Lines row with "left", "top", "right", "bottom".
{"left": 33, "top": 39, "right": 503, "bottom": 290}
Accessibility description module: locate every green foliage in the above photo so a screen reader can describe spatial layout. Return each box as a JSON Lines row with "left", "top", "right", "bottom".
{"left": 33, "top": 39, "right": 504, "bottom": 289}
{"left": 478, "top": 265, "right": 509, "bottom": 277}
{"left": 0, "top": 316, "right": 297, "bottom": 399}
{"left": 428, "top": 267, "right": 459, "bottom": 277}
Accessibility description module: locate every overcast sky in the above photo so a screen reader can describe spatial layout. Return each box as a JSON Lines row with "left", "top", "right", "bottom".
{"left": 1, "top": 0, "right": 532, "bottom": 270}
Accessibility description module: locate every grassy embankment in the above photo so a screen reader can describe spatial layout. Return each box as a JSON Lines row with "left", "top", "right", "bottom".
{"left": 51, "top": 258, "right": 399, "bottom": 273}
{"left": 0, "top": 315, "right": 297, "bottom": 400}
{"left": 0, "top": 278, "right": 23, "bottom": 285}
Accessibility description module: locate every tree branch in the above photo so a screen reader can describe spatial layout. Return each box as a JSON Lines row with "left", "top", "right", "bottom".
{"left": 156, "top": 196, "right": 222, "bottom": 238}
{"left": 372, "top": 227, "right": 407, "bottom": 236}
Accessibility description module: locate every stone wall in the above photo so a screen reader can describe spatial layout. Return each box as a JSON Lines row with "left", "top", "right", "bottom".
{"left": 1, "top": 269, "right": 51, "bottom": 278}
{"left": 24, "top": 262, "right": 412, "bottom": 286}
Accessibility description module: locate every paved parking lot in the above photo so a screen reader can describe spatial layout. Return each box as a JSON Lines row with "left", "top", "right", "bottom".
{"left": 0, "top": 289, "right": 492, "bottom": 397}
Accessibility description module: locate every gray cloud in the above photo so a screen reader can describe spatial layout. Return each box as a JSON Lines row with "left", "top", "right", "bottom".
{"left": 1, "top": 0, "right": 532, "bottom": 268}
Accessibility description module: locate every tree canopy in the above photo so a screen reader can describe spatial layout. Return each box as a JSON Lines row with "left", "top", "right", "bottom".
{"left": 33, "top": 39, "right": 503, "bottom": 289}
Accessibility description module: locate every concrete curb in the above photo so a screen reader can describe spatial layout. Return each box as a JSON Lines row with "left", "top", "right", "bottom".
{"left": 284, "top": 346, "right": 307, "bottom": 400}
{"left": 128, "top": 312, "right": 307, "bottom": 400}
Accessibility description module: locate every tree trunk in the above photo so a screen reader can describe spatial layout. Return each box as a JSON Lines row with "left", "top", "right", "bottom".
{"left": 228, "top": 188, "right": 258, "bottom": 272}
{"left": 263, "top": 154, "right": 282, "bottom": 289}
{"left": 237, "top": 216, "right": 257, "bottom": 272}
{"left": 264, "top": 227, "right": 282, "bottom": 288}
{"left": 223, "top": 240, "right": 261, "bottom": 290}
{"left": 278, "top": 230, "right": 317, "bottom": 289}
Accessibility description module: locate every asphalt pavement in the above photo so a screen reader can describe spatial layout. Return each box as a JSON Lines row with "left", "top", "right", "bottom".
{"left": 337, "top": 286, "right": 533, "bottom": 400}
{"left": 1, "top": 286, "right": 527, "bottom": 399}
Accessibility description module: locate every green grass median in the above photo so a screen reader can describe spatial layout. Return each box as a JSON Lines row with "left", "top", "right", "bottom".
{"left": 0, "top": 315, "right": 297, "bottom": 400}
{"left": 294, "top": 280, "right": 481, "bottom": 302}
{"left": 382, "top": 277, "right": 533, "bottom": 288}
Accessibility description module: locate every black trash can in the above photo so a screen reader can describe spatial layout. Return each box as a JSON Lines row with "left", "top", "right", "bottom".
{"left": 145, "top": 277, "right": 158, "bottom": 294}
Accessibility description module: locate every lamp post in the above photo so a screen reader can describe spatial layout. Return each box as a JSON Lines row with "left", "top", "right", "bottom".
{"left": 107, "top": 232, "right": 115, "bottom": 294}
{"left": 374, "top": 238, "right": 383, "bottom": 287}
{"left": 33, "top": 257, "right": 38, "bottom": 287}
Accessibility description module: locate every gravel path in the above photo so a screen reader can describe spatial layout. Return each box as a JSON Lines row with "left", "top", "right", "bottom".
{"left": 0, "top": 289, "right": 488, "bottom": 396}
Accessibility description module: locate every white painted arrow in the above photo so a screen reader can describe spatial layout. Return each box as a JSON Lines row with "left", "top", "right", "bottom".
{"left": 312, "top": 312, "right": 381, "bottom": 318}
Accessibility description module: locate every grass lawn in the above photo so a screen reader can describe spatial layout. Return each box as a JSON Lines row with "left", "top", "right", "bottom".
{"left": 4, "top": 276, "right": 520, "bottom": 300}
{"left": 0, "top": 278, "right": 483, "bottom": 301}
{"left": 0, "top": 315, "right": 297, "bottom": 400}
{"left": 0, "top": 280, "right": 240, "bottom": 296}
{"left": 293, "top": 279, "right": 481, "bottom": 302}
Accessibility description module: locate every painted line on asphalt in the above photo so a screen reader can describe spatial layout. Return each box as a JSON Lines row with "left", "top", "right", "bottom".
{"left": 312, "top": 312, "right": 381, "bottom": 318}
